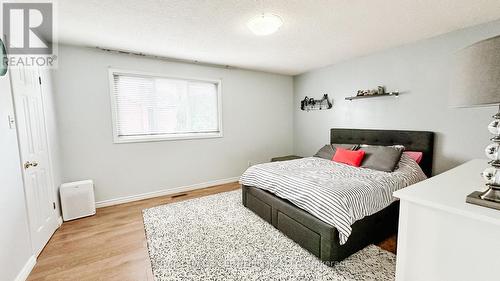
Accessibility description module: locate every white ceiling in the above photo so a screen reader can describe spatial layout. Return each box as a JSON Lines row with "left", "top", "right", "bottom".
{"left": 55, "top": 0, "right": 500, "bottom": 75}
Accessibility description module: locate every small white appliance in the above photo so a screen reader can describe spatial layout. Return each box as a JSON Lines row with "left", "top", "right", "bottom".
{"left": 60, "top": 180, "right": 96, "bottom": 221}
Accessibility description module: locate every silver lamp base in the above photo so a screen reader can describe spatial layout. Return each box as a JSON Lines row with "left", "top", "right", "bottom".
{"left": 465, "top": 105, "right": 500, "bottom": 209}
{"left": 480, "top": 185, "right": 500, "bottom": 202}
{"left": 466, "top": 191, "right": 500, "bottom": 211}
{"left": 475, "top": 104, "right": 500, "bottom": 207}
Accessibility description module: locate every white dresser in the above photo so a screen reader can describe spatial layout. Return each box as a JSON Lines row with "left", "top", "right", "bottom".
{"left": 393, "top": 159, "right": 500, "bottom": 281}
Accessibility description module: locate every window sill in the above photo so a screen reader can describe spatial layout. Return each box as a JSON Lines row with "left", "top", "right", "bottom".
{"left": 113, "top": 132, "right": 223, "bottom": 143}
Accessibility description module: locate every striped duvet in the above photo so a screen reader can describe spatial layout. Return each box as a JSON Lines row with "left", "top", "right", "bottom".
{"left": 239, "top": 154, "right": 426, "bottom": 244}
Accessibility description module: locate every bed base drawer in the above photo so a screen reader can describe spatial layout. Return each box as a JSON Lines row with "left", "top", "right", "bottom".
{"left": 241, "top": 185, "right": 399, "bottom": 264}
{"left": 245, "top": 191, "right": 272, "bottom": 223}
{"left": 277, "top": 211, "right": 321, "bottom": 257}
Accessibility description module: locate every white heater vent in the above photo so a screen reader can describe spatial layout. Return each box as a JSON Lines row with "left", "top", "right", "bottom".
{"left": 60, "top": 180, "right": 96, "bottom": 221}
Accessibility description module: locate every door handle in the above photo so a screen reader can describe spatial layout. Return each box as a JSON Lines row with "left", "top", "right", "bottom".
{"left": 24, "top": 161, "right": 38, "bottom": 169}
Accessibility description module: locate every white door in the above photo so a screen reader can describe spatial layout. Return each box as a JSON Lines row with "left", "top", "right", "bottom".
{"left": 10, "top": 66, "right": 58, "bottom": 256}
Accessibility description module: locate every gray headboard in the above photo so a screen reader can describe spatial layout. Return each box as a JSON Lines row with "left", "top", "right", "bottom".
{"left": 330, "top": 128, "right": 435, "bottom": 177}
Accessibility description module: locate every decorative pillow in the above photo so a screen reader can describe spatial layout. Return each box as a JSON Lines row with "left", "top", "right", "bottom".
{"left": 332, "top": 148, "right": 365, "bottom": 167}
{"left": 404, "top": 151, "right": 423, "bottom": 164}
{"left": 359, "top": 145, "right": 404, "bottom": 172}
{"left": 313, "top": 144, "right": 359, "bottom": 160}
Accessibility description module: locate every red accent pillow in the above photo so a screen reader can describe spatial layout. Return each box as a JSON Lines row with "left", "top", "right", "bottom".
{"left": 404, "top": 151, "right": 423, "bottom": 164}
{"left": 332, "top": 148, "right": 365, "bottom": 167}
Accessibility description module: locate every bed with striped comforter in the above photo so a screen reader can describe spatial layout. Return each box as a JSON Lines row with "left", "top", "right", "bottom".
{"left": 239, "top": 154, "right": 426, "bottom": 244}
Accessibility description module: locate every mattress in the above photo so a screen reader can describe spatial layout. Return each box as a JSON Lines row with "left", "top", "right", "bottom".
{"left": 239, "top": 154, "right": 426, "bottom": 244}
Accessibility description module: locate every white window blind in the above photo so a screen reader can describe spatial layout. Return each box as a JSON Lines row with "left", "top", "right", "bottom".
{"left": 109, "top": 70, "right": 222, "bottom": 143}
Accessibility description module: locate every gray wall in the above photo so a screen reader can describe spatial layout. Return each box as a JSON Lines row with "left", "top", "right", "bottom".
{"left": 0, "top": 73, "right": 33, "bottom": 281}
{"left": 293, "top": 20, "right": 500, "bottom": 174}
{"left": 54, "top": 45, "right": 293, "bottom": 202}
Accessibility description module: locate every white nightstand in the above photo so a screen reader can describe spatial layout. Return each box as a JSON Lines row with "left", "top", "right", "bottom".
{"left": 393, "top": 159, "right": 500, "bottom": 281}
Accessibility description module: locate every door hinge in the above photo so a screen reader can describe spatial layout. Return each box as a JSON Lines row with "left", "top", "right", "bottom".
{"left": 53, "top": 202, "right": 56, "bottom": 210}
{"left": 39, "top": 77, "right": 41, "bottom": 84}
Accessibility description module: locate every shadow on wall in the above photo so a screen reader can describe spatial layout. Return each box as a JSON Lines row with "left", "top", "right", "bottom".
{"left": 433, "top": 132, "right": 465, "bottom": 175}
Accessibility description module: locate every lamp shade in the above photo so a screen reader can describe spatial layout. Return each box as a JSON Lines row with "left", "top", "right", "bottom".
{"left": 450, "top": 35, "right": 500, "bottom": 108}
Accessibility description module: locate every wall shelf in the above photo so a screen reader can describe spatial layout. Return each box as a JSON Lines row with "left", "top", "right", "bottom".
{"left": 345, "top": 92, "right": 399, "bottom": 101}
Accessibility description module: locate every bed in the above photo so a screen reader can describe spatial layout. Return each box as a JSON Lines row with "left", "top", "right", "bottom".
{"left": 241, "top": 128, "right": 434, "bottom": 264}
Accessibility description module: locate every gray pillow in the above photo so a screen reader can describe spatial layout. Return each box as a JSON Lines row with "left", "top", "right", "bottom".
{"left": 313, "top": 144, "right": 359, "bottom": 160}
{"left": 360, "top": 145, "right": 404, "bottom": 172}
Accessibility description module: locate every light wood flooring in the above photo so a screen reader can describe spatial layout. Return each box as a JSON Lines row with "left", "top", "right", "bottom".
{"left": 27, "top": 182, "right": 396, "bottom": 281}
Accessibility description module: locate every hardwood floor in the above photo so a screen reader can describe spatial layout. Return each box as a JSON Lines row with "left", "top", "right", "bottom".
{"left": 27, "top": 182, "right": 396, "bottom": 280}
{"left": 27, "top": 182, "right": 240, "bottom": 281}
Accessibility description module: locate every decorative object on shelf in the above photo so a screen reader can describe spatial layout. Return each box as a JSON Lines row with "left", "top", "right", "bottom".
{"left": 450, "top": 35, "right": 500, "bottom": 208}
{"left": 300, "top": 94, "right": 333, "bottom": 111}
{"left": 346, "top": 86, "right": 399, "bottom": 101}
{"left": 356, "top": 86, "right": 385, "bottom": 96}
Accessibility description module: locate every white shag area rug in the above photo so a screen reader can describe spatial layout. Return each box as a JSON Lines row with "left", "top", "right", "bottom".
{"left": 142, "top": 190, "right": 396, "bottom": 281}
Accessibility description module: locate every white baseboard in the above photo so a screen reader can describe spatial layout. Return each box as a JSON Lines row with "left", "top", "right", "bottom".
{"left": 14, "top": 255, "right": 36, "bottom": 281}
{"left": 95, "top": 177, "right": 240, "bottom": 208}
{"left": 57, "top": 216, "right": 63, "bottom": 227}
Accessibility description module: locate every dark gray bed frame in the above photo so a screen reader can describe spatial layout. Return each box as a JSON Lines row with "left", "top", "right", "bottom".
{"left": 242, "top": 128, "right": 434, "bottom": 264}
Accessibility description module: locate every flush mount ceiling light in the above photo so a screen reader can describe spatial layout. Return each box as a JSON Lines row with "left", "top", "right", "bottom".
{"left": 247, "top": 13, "right": 283, "bottom": 36}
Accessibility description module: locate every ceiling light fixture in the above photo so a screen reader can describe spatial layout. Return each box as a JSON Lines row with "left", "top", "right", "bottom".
{"left": 247, "top": 13, "right": 283, "bottom": 36}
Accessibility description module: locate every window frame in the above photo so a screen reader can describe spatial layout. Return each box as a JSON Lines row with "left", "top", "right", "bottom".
{"left": 108, "top": 68, "right": 223, "bottom": 143}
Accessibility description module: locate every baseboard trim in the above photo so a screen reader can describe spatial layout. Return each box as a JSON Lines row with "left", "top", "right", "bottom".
{"left": 57, "top": 216, "right": 63, "bottom": 227}
{"left": 14, "top": 255, "right": 36, "bottom": 281}
{"left": 95, "top": 177, "right": 240, "bottom": 208}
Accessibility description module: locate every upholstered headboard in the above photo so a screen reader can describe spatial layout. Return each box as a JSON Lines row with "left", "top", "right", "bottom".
{"left": 330, "top": 128, "right": 435, "bottom": 177}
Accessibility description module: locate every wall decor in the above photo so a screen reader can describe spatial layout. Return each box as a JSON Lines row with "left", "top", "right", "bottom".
{"left": 345, "top": 86, "right": 399, "bottom": 101}
{"left": 300, "top": 94, "right": 333, "bottom": 111}
{"left": 0, "top": 39, "right": 7, "bottom": 76}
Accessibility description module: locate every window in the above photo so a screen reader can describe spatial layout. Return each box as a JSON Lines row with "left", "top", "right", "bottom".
{"left": 109, "top": 69, "right": 222, "bottom": 143}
